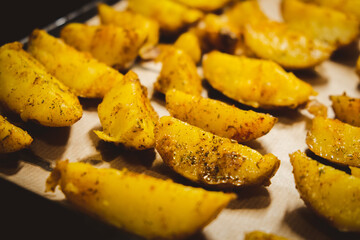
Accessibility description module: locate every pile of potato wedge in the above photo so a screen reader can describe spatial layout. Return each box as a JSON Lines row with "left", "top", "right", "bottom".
{"left": 1, "top": 0, "right": 360, "bottom": 239}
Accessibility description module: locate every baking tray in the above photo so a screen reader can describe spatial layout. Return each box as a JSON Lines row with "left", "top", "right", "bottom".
{"left": 1, "top": 0, "right": 360, "bottom": 239}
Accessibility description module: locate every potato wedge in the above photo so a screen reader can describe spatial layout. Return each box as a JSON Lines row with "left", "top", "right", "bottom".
{"left": 165, "top": 89, "right": 277, "bottom": 142}
{"left": 27, "top": 29, "right": 124, "bottom": 98}
{"left": 0, "top": 42, "right": 82, "bottom": 127}
{"left": 172, "top": 0, "right": 231, "bottom": 12}
{"left": 155, "top": 116, "right": 280, "bottom": 188}
{"left": 330, "top": 93, "right": 360, "bottom": 127}
{"left": 245, "top": 231, "right": 289, "bottom": 240}
{"left": 46, "top": 160, "right": 235, "bottom": 239}
{"left": 174, "top": 31, "right": 201, "bottom": 63}
{"left": 282, "top": 0, "right": 359, "bottom": 47}
{"left": 306, "top": 116, "right": 360, "bottom": 167}
{"left": 94, "top": 71, "right": 158, "bottom": 150}
{"left": 244, "top": 21, "right": 334, "bottom": 69}
{"left": 127, "top": 0, "right": 204, "bottom": 34}
{"left": 97, "top": 3, "right": 159, "bottom": 57}
{"left": 0, "top": 115, "right": 33, "bottom": 153}
{"left": 290, "top": 151, "right": 360, "bottom": 232}
{"left": 154, "top": 47, "right": 202, "bottom": 95}
{"left": 60, "top": 23, "right": 144, "bottom": 70}
{"left": 203, "top": 51, "right": 316, "bottom": 109}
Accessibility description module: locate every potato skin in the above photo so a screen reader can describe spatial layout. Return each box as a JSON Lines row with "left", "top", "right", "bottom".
{"left": 330, "top": 94, "right": 360, "bottom": 127}
{"left": 306, "top": 116, "right": 360, "bottom": 167}
{"left": 245, "top": 231, "right": 289, "bottom": 240}
{"left": 0, "top": 42, "right": 82, "bottom": 127}
{"left": 94, "top": 71, "right": 158, "bottom": 150}
{"left": 174, "top": 32, "right": 201, "bottom": 63}
{"left": 60, "top": 23, "right": 144, "bottom": 70}
{"left": 166, "top": 89, "right": 277, "bottom": 142}
{"left": 0, "top": 115, "right": 33, "bottom": 153}
{"left": 46, "top": 160, "right": 235, "bottom": 239}
{"left": 290, "top": 151, "right": 360, "bottom": 232}
{"left": 203, "top": 51, "right": 316, "bottom": 109}
{"left": 155, "top": 116, "right": 280, "bottom": 188}
{"left": 27, "top": 29, "right": 123, "bottom": 98}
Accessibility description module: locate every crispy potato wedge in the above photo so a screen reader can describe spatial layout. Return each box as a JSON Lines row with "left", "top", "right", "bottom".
{"left": 306, "top": 116, "right": 360, "bottom": 167}
{"left": 127, "top": 0, "right": 204, "bottom": 34}
{"left": 330, "top": 93, "right": 360, "bottom": 127}
{"left": 245, "top": 231, "right": 289, "bottom": 240}
{"left": 350, "top": 166, "right": 360, "bottom": 178}
{"left": 94, "top": 71, "right": 158, "bottom": 150}
{"left": 0, "top": 42, "right": 82, "bottom": 127}
{"left": 155, "top": 116, "right": 280, "bottom": 188}
{"left": 97, "top": 3, "right": 159, "bottom": 57}
{"left": 290, "top": 151, "right": 360, "bottom": 232}
{"left": 203, "top": 51, "right": 316, "bottom": 109}
{"left": 172, "top": 0, "right": 231, "bottom": 11}
{"left": 46, "top": 160, "right": 235, "bottom": 239}
{"left": 27, "top": 29, "right": 124, "bottom": 98}
{"left": 244, "top": 21, "right": 334, "bottom": 69}
{"left": 166, "top": 89, "right": 277, "bottom": 142}
{"left": 0, "top": 115, "right": 33, "bottom": 153}
{"left": 154, "top": 47, "right": 202, "bottom": 95}
{"left": 60, "top": 23, "right": 144, "bottom": 70}
{"left": 282, "top": 0, "right": 359, "bottom": 47}
{"left": 174, "top": 31, "right": 201, "bottom": 63}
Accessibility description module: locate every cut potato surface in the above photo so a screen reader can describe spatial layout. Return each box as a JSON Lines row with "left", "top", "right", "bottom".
{"left": 330, "top": 93, "right": 360, "bottom": 127}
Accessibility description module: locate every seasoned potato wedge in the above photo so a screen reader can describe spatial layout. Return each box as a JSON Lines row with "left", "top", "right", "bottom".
{"left": 172, "top": 0, "right": 231, "bottom": 11}
{"left": 244, "top": 21, "right": 334, "bottom": 69}
{"left": 166, "top": 89, "right": 277, "bottom": 142}
{"left": 94, "top": 71, "right": 158, "bottom": 150}
{"left": 60, "top": 23, "right": 144, "bottom": 70}
{"left": 245, "top": 231, "right": 289, "bottom": 240}
{"left": 46, "top": 160, "right": 235, "bottom": 239}
{"left": 0, "top": 42, "right": 82, "bottom": 127}
{"left": 282, "top": 0, "right": 359, "bottom": 47}
{"left": 203, "top": 51, "right": 316, "bottom": 109}
{"left": 155, "top": 116, "right": 280, "bottom": 188}
{"left": 290, "top": 151, "right": 360, "bottom": 232}
{"left": 27, "top": 29, "right": 124, "bottom": 98}
{"left": 174, "top": 31, "right": 201, "bottom": 63}
{"left": 97, "top": 3, "right": 159, "bottom": 56}
{"left": 0, "top": 115, "right": 33, "bottom": 153}
{"left": 154, "top": 47, "right": 202, "bottom": 95}
{"left": 330, "top": 93, "right": 360, "bottom": 127}
{"left": 127, "top": 0, "right": 204, "bottom": 34}
{"left": 306, "top": 117, "right": 360, "bottom": 167}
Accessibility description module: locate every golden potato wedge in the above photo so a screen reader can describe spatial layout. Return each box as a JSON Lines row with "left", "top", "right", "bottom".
{"left": 155, "top": 116, "right": 280, "bottom": 188}
{"left": 282, "top": 0, "right": 359, "bottom": 47}
{"left": 0, "top": 115, "right": 33, "bottom": 153}
{"left": 127, "top": 0, "right": 204, "bottom": 34}
{"left": 330, "top": 93, "right": 360, "bottom": 127}
{"left": 244, "top": 21, "right": 334, "bottom": 69}
{"left": 27, "top": 29, "right": 124, "bottom": 98}
{"left": 350, "top": 166, "right": 360, "bottom": 178}
{"left": 46, "top": 160, "right": 235, "bottom": 239}
{"left": 174, "top": 31, "right": 201, "bottom": 63}
{"left": 245, "top": 231, "right": 289, "bottom": 240}
{"left": 0, "top": 42, "right": 82, "bottom": 127}
{"left": 154, "top": 47, "right": 202, "bottom": 95}
{"left": 203, "top": 51, "right": 316, "bottom": 109}
{"left": 94, "top": 71, "right": 158, "bottom": 150}
{"left": 172, "top": 0, "right": 231, "bottom": 11}
{"left": 306, "top": 116, "right": 360, "bottom": 167}
{"left": 290, "top": 151, "right": 360, "bottom": 232}
{"left": 97, "top": 3, "right": 159, "bottom": 57}
{"left": 60, "top": 23, "right": 144, "bottom": 70}
{"left": 166, "top": 89, "right": 277, "bottom": 142}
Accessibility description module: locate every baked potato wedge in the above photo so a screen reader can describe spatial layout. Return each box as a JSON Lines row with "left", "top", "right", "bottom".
{"left": 245, "top": 231, "right": 289, "bottom": 240}
{"left": 154, "top": 47, "right": 202, "bottom": 95}
{"left": 330, "top": 93, "right": 360, "bottom": 127}
{"left": 0, "top": 115, "right": 33, "bottom": 153}
{"left": 46, "top": 160, "right": 235, "bottom": 240}
{"left": 174, "top": 31, "right": 201, "bottom": 63}
{"left": 60, "top": 23, "right": 144, "bottom": 70}
{"left": 27, "top": 29, "right": 124, "bottom": 98}
{"left": 165, "top": 89, "right": 277, "bottom": 142}
{"left": 155, "top": 116, "right": 280, "bottom": 188}
{"left": 306, "top": 116, "right": 360, "bottom": 167}
{"left": 0, "top": 42, "right": 82, "bottom": 127}
{"left": 94, "top": 71, "right": 158, "bottom": 150}
{"left": 203, "top": 51, "right": 316, "bottom": 109}
{"left": 244, "top": 20, "right": 334, "bottom": 69}
{"left": 290, "top": 151, "right": 360, "bottom": 232}
{"left": 172, "top": 0, "right": 231, "bottom": 12}
{"left": 97, "top": 3, "right": 159, "bottom": 57}
{"left": 127, "top": 0, "right": 204, "bottom": 34}
{"left": 282, "top": 0, "right": 359, "bottom": 47}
